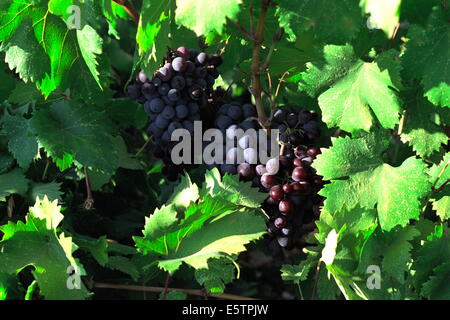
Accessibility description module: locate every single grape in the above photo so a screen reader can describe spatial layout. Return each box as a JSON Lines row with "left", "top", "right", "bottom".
{"left": 157, "top": 67, "right": 172, "bottom": 81}
{"left": 274, "top": 217, "right": 286, "bottom": 229}
{"left": 153, "top": 77, "right": 162, "bottom": 87}
{"left": 286, "top": 113, "right": 297, "bottom": 127}
{"left": 226, "top": 124, "right": 239, "bottom": 140}
{"left": 256, "top": 164, "right": 267, "bottom": 176}
{"left": 196, "top": 52, "right": 208, "bottom": 65}
{"left": 149, "top": 98, "right": 164, "bottom": 113}
{"left": 281, "top": 228, "right": 291, "bottom": 236}
{"left": 293, "top": 158, "right": 303, "bottom": 167}
{"left": 185, "top": 61, "right": 196, "bottom": 75}
{"left": 155, "top": 114, "right": 170, "bottom": 130}
{"left": 188, "top": 102, "right": 200, "bottom": 115}
{"left": 307, "top": 147, "right": 321, "bottom": 158}
{"left": 261, "top": 174, "right": 278, "bottom": 189}
{"left": 141, "top": 82, "right": 155, "bottom": 95}
{"left": 172, "top": 57, "right": 186, "bottom": 72}
{"left": 269, "top": 185, "right": 284, "bottom": 201}
{"left": 168, "top": 89, "right": 180, "bottom": 102}
{"left": 273, "top": 109, "right": 286, "bottom": 123}
{"left": 244, "top": 148, "right": 258, "bottom": 164}
{"left": 189, "top": 85, "right": 203, "bottom": 100}
{"left": 282, "top": 184, "right": 293, "bottom": 194}
{"left": 175, "top": 105, "right": 189, "bottom": 119}
{"left": 289, "top": 132, "right": 302, "bottom": 146}
{"left": 265, "top": 158, "right": 280, "bottom": 175}
{"left": 161, "top": 130, "right": 171, "bottom": 143}
{"left": 277, "top": 236, "right": 289, "bottom": 248}
{"left": 138, "top": 71, "right": 148, "bottom": 83}
{"left": 226, "top": 147, "right": 239, "bottom": 164}
{"left": 237, "top": 163, "right": 255, "bottom": 181}
{"left": 292, "top": 167, "right": 309, "bottom": 181}
{"left": 196, "top": 78, "right": 207, "bottom": 89}
{"left": 148, "top": 123, "right": 163, "bottom": 138}
{"left": 242, "top": 104, "right": 257, "bottom": 119}
{"left": 227, "top": 105, "right": 243, "bottom": 121}
{"left": 279, "top": 200, "right": 293, "bottom": 215}
{"left": 171, "top": 76, "right": 186, "bottom": 90}
{"left": 162, "top": 106, "right": 175, "bottom": 120}
{"left": 168, "top": 121, "right": 182, "bottom": 135}
{"left": 182, "top": 120, "right": 194, "bottom": 134}
{"left": 176, "top": 47, "right": 190, "bottom": 59}
{"left": 216, "top": 115, "right": 233, "bottom": 131}
{"left": 158, "top": 83, "right": 170, "bottom": 96}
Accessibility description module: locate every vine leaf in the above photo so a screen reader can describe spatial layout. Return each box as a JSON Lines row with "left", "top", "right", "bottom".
{"left": 134, "top": 171, "right": 267, "bottom": 274}
{"left": 400, "top": 95, "right": 449, "bottom": 157}
{"left": 0, "top": 197, "right": 90, "bottom": 300}
{"left": 428, "top": 153, "right": 450, "bottom": 221}
{"left": 402, "top": 7, "right": 450, "bottom": 107}
{"left": 276, "top": 0, "right": 363, "bottom": 44}
{"left": 136, "top": 0, "right": 172, "bottom": 77}
{"left": 0, "top": 114, "right": 39, "bottom": 169}
{"left": 421, "top": 262, "right": 450, "bottom": 300}
{"left": 30, "top": 100, "right": 119, "bottom": 173}
{"left": 313, "top": 130, "right": 431, "bottom": 231}
{"left": 300, "top": 44, "right": 402, "bottom": 133}
{"left": 175, "top": 0, "right": 242, "bottom": 37}
{"left": 0, "top": 1, "right": 104, "bottom": 97}
{"left": 195, "top": 258, "right": 236, "bottom": 294}
{"left": 0, "top": 168, "right": 29, "bottom": 201}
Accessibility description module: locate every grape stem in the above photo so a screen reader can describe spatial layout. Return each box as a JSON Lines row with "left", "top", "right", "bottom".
{"left": 83, "top": 167, "right": 94, "bottom": 210}
{"left": 250, "top": 0, "right": 271, "bottom": 125}
{"left": 112, "top": 0, "right": 139, "bottom": 25}
{"left": 92, "top": 282, "right": 258, "bottom": 300}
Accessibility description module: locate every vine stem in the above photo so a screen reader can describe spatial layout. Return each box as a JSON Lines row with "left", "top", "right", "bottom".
{"left": 311, "top": 260, "right": 322, "bottom": 300}
{"left": 112, "top": 0, "right": 139, "bottom": 24}
{"left": 162, "top": 272, "right": 171, "bottom": 300}
{"left": 83, "top": 167, "right": 94, "bottom": 210}
{"left": 250, "top": 0, "right": 271, "bottom": 125}
{"left": 93, "top": 282, "right": 258, "bottom": 300}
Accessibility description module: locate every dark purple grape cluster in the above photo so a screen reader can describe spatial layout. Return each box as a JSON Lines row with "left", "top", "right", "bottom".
{"left": 128, "top": 47, "right": 222, "bottom": 180}
{"left": 205, "top": 102, "right": 263, "bottom": 176}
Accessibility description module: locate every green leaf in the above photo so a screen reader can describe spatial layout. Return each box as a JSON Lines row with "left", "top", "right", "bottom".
{"left": 157, "top": 210, "right": 266, "bottom": 273}
{"left": 281, "top": 261, "right": 312, "bottom": 284}
{"left": 402, "top": 7, "right": 450, "bottom": 107}
{"left": 7, "top": 82, "right": 43, "bottom": 105}
{"left": 360, "top": 0, "right": 401, "bottom": 38}
{"left": 314, "top": 131, "right": 431, "bottom": 231}
{"left": 381, "top": 226, "right": 420, "bottom": 283}
{"left": 106, "top": 256, "right": 140, "bottom": 281}
{"left": 76, "top": 25, "right": 103, "bottom": 89}
{"left": 428, "top": 153, "right": 450, "bottom": 220}
{"left": 29, "top": 182, "right": 63, "bottom": 202}
{"left": 175, "top": 0, "right": 242, "bottom": 36}
{"left": 113, "top": 136, "right": 142, "bottom": 170}
{"left": 421, "top": 262, "right": 450, "bottom": 300}
{"left": 0, "top": 197, "right": 90, "bottom": 300}
{"left": 201, "top": 168, "right": 267, "bottom": 208}
{"left": 137, "top": 0, "right": 172, "bottom": 75}
{"left": 276, "top": 0, "right": 363, "bottom": 44}
{"left": 300, "top": 44, "right": 402, "bottom": 133}
{"left": 0, "top": 22, "right": 50, "bottom": 85}
{"left": 0, "top": 168, "right": 29, "bottom": 201}
{"left": 400, "top": 95, "right": 449, "bottom": 157}
{"left": 1, "top": 114, "right": 39, "bottom": 169}
{"left": 160, "top": 290, "right": 187, "bottom": 300}
{"left": 73, "top": 235, "right": 109, "bottom": 267}
{"left": 195, "top": 258, "right": 236, "bottom": 294}
{"left": 413, "top": 228, "right": 450, "bottom": 290}
{"left": 30, "top": 100, "right": 119, "bottom": 173}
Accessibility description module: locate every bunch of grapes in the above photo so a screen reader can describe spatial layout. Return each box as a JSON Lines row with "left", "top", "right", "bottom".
{"left": 128, "top": 47, "right": 222, "bottom": 180}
